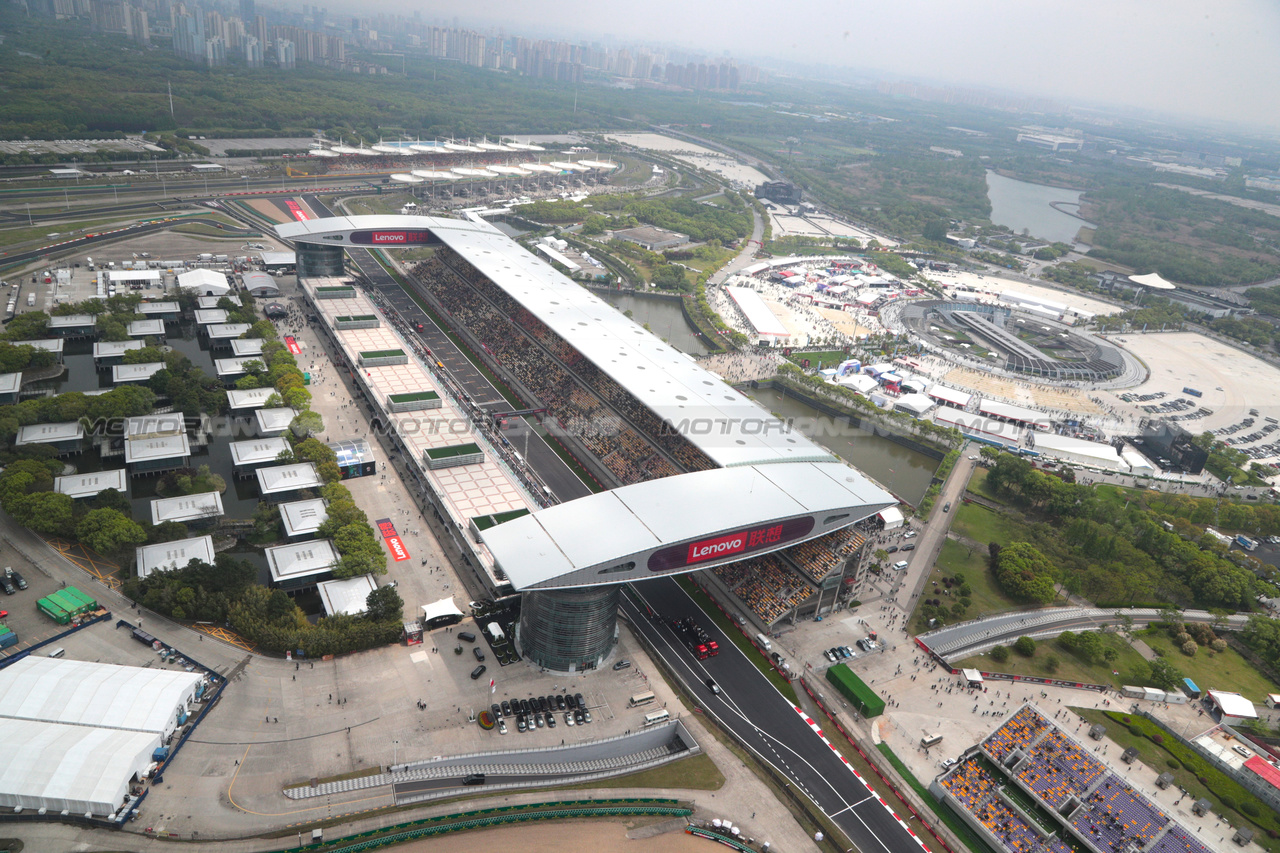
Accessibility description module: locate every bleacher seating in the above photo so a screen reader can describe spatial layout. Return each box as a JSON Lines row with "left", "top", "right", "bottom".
{"left": 1070, "top": 774, "right": 1169, "bottom": 850}
{"left": 940, "top": 759, "right": 1073, "bottom": 853}
{"left": 1015, "top": 730, "right": 1106, "bottom": 808}
{"left": 1147, "top": 826, "right": 1212, "bottom": 853}
{"left": 983, "top": 706, "right": 1050, "bottom": 763}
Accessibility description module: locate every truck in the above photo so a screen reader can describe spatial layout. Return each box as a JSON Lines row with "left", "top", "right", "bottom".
{"left": 672, "top": 617, "right": 719, "bottom": 660}
{"left": 0, "top": 624, "right": 17, "bottom": 650}
{"left": 1237, "top": 534, "right": 1259, "bottom": 551}
{"left": 26, "top": 293, "right": 34, "bottom": 307}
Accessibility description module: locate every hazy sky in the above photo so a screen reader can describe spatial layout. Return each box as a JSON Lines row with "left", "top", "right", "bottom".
{"left": 399, "top": 0, "right": 1280, "bottom": 132}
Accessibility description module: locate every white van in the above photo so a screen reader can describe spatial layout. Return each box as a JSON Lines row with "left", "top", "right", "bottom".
{"left": 756, "top": 633, "right": 772, "bottom": 652}
{"left": 47, "top": 647, "right": 66, "bottom": 658}
{"left": 892, "top": 560, "right": 909, "bottom": 571}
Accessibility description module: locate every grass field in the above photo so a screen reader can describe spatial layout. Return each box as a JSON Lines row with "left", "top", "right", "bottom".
{"left": 910, "top": 538, "right": 1023, "bottom": 634}
{"left": 956, "top": 632, "right": 1150, "bottom": 689}
{"left": 951, "top": 500, "right": 1035, "bottom": 547}
{"left": 786, "top": 350, "right": 848, "bottom": 370}
{"left": 567, "top": 750, "right": 724, "bottom": 792}
{"left": 1139, "top": 630, "right": 1280, "bottom": 702}
{"left": 966, "top": 468, "right": 1005, "bottom": 503}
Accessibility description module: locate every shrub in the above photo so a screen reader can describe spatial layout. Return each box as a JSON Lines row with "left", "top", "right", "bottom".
{"left": 1175, "top": 632, "right": 1193, "bottom": 645}
{"left": 990, "top": 644, "right": 1010, "bottom": 663}
{"left": 1211, "top": 639, "right": 1228, "bottom": 652}
{"left": 1167, "top": 758, "right": 1180, "bottom": 769}
{"left": 1045, "top": 654, "right": 1060, "bottom": 673}
{"left": 1181, "top": 640, "right": 1198, "bottom": 656}
{"left": 1221, "top": 796, "right": 1237, "bottom": 812}
{"left": 1129, "top": 725, "right": 1144, "bottom": 737}
{"left": 1241, "top": 801, "right": 1260, "bottom": 818}
{"left": 1152, "top": 733, "right": 1164, "bottom": 745}
{"left": 1014, "top": 636, "right": 1037, "bottom": 657}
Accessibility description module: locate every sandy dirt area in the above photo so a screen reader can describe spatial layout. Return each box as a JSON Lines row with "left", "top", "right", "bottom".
{"left": 383, "top": 820, "right": 718, "bottom": 853}
{"left": 603, "top": 133, "right": 720, "bottom": 155}
{"left": 923, "top": 269, "right": 1121, "bottom": 317}
{"left": 941, "top": 366, "right": 1104, "bottom": 415}
{"left": 815, "top": 306, "right": 874, "bottom": 338}
{"left": 247, "top": 198, "right": 293, "bottom": 223}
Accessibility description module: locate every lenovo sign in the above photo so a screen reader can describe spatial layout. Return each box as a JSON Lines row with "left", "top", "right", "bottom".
{"left": 647, "top": 516, "right": 816, "bottom": 573}
{"left": 350, "top": 230, "right": 439, "bottom": 246}
{"left": 687, "top": 532, "right": 746, "bottom": 564}
{"left": 375, "top": 517, "right": 411, "bottom": 561}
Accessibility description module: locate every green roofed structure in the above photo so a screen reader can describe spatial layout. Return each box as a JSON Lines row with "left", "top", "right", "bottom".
{"left": 314, "top": 285, "right": 357, "bottom": 299}
{"left": 334, "top": 314, "right": 380, "bottom": 330}
{"left": 470, "top": 508, "right": 531, "bottom": 537}
{"left": 425, "top": 442, "right": 484, "bottom": 469}
{"left": 358, "top": 348, "right": 408, "bottom": 367}
{"left": 387, "top": 390, "right": 442, "bottom": 412}
{"left": 825, "top": 663, "right": 885, "bottom": 717}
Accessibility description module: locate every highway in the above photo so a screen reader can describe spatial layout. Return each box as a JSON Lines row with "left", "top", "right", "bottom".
{"left": 625, "top": 578, "right": 927, "bottom": 853}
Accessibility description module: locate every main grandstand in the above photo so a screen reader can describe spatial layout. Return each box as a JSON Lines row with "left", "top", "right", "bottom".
{"left": 933, "top": 704, "right": 1213, "bottom": 853}
{"left": 901, "top": 300, "right": 1127, "bottom": 383}
{"left": 278, "top": 215, "right": 895, "bottom": 671}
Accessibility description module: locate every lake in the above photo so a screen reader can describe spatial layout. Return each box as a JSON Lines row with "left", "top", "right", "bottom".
{"left": 985, "top": 170, "right": 1094, "bottom": 245}
{"left": 746, "top": 386, "right": 938, "bottom": 505}
{"left": 595, "top": 289, "right": 710, "bottom": 355}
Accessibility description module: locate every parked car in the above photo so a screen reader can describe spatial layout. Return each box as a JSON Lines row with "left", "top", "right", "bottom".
{"left": 886, "top": 545, "right": 899, "bottom": 553}
{"left": 565, "top": 711, "right": 575, "bottom": 726}
{"left": 473, "top": 647, "right": 486, "bottom": 661}
{"left": 556, "top": 695, "right": 567, "bottom": 710}
{"left": 0, "top": 578, "right": 14, "bottom": 596}
{"left": 612, "top": 659, "right": 631, "bottom": 670}
{"left": 498, "top": 719, "right": 507, "bottom": 734}
{"left": 902, "top": 544, "right": 916, "bottom": 551}
{"left": 457, "top": 631, "right": 476, "bottom": 642}
{"left": 7, "top": 570, "right": 25, "bottom": 591}
{"left": 470, "top": 664, "right": 487, "bottom": 680}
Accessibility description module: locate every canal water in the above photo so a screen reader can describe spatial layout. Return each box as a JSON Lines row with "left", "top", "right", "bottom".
{"left": 746, "top": 386, "right": 938, "bottom": 504}
{"left": 595, "top": 289, "right": 710, "bottom": 355}
{"left": 985, "top": 170, "right": 1094, "bottom": 245}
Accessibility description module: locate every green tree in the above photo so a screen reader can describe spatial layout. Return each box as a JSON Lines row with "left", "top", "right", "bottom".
{"left": 76, "top": 507, "right": 147, "bottom": 556}
{"left": 365, "top": 585, "right": 404, "bottom": 622}
{"left": 922, "top": 219, "right": 948, "bottom": 242}
{"left": 990, "top": 644, "right": 1010, "bottom": 663}
{"left": 993, "top": 542, "right": 1057, "bottom": 604}
{"left": 1013, "top": 636, "right": 1037, "bottom": 657}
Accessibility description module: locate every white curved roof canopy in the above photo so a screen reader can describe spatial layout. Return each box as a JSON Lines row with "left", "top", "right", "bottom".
{"left": 1128, "top": 272, "right": 1176, "bottom": 290}
{"left": 276, "top": 214, "right": 840, "bottom": 469}
{"left": 481, "top": 461, "right": 894, "bottom": 590}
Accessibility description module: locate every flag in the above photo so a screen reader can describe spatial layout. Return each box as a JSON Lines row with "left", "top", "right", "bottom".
{"left": 490, "top": 678, "right": 495, "bottom": 693}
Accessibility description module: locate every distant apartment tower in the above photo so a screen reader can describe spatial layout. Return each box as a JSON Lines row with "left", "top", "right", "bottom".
{"left": 276, "top": 37, "right": 296, "bottom": 69}
{"left": 244, "top": 35, "right": 263, "bottom": 67}
{"left": 204, "top": 35, "right": 226, "bottom": 66}
{"left": 171, "top": 7, "right": 206, "bottom": 63}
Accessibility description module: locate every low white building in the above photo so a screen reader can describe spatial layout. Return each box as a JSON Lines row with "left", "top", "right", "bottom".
{"left": 265, "top": 539, "right": 339, "bottom": 589}
{"left": 177, "top": 268, "right": 231, "bottom": 296}
{"left": 55, "top": 469, "right": 129, "bottom": 500}
{"left": 150, "top": 491, "right": 224, "bottom": 526}
{"left": 316, "top": 575, "right": 377, "bottom": 616}
{"left": 1032, "top": 433, "right": 1128, "bottom": 472}
{"left": 135, "top": 535, "right": 215, "bottom": 578}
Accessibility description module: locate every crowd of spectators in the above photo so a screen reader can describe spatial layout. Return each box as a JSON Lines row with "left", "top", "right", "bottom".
{"left": 714, "top": 553, "right": 814, "bottom": 625}
{"left": 411, "top": 253, "right": 686, "bottom": 485}
{"left": 786, "top": 527, "right": 865, "bottom": 583}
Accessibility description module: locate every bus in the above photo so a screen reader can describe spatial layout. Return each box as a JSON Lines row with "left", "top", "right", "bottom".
{"left": 629, "top": 691, "right": 656, "bottom": 708}
{"left": 643, "top": 709, "right": 670, "bottom": 727}
{"left": 921, "top": 733, "right": 943, "bottom": 747}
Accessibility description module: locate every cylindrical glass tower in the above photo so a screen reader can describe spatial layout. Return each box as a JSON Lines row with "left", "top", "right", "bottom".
{"left": 297, "top": 243, "right": 346, "bottom": 278}
{"left": 517, "top": 586, "right": 619, "bottom": 673}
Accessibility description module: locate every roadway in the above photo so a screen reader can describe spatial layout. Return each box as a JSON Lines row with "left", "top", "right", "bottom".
{"left": 299, "top": 194, "right": 592, "bottom": 503}
{"left": 0, "top": 214, "right": 261, "bottom": 270}
{"left": 625, "top": 579, "right": 926, "bottom": 853}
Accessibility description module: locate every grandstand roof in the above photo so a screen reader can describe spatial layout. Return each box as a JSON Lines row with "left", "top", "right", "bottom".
{"left": 277, "top": 215, "right": 838, "bottom": 469}
{"left": 0, "top": 656, "right": 202, "bottom": 737}
{"left": 1129, "top": 272, "right": 1176, "bottom": 291}
{"left": 480, "top": 461, "right": 894, "bottom": 590}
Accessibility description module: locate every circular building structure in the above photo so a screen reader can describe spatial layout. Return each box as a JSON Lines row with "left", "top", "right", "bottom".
{"left": 899, "top": 300, "right": 1129, "bottom": 383}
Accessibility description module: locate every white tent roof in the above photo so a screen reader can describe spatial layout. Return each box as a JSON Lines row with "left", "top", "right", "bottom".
{"left": 878, "top": 507, "right": 905, "bottom": 528}
{"left": 1209, "top": 690, "right": 1258, "bottom": 719}
{"left": 978, "top": 399, "right": 1052, "bottom": 430}
{"left": 961, "top": 668, "right": 984, "bottom": 683}
{"left": 725, "top": 286, "right": 790, "bottom": 337}
{"left": 895, "top": 393, "right": 936, "bottom": 417}
{"left": 1032, "top": 433, "right": 1126, "bottom": 468}
{"left": 835, "top": 374, "right": 879, "bottom": 394}
{"left": 0, "top": 718, "right": 159, "bottom": 816}
{"left": 316, "top": 575, "right": 377, "bottom": 616}
{"left": 421, "top": 597, "right": 465, "bottom": 623}
{"left": 0, "top": 656, "right": 202, "bottom": 737}
{"left": 1129, "top": 272, "right": 1176, "bottom": 291}
{"left": 177, "top": 268, "right": 230, "bottom": 294}
{"left": 927, "top": 384, "right": 972, "bottom": 407}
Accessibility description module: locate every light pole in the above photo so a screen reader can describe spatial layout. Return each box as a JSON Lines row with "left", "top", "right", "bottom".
{"left": 26, "top": 204, "right": 32, "bottom": 226}
{"left": 392, "top": 739, "right": 399, "bottom": 768}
